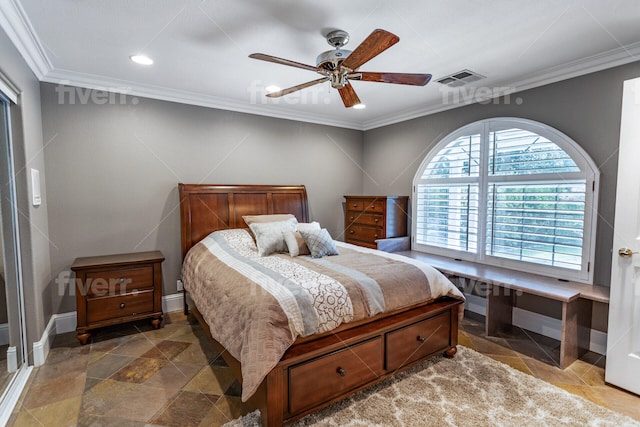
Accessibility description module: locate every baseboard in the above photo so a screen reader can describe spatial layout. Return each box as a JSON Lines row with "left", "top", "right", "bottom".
{"left": 463, "top": 292, "right": 607, "bottom": 355}
{"left": 32, "top": 293, "right": 185, "bottom": 366}
{"left": 0, "top": 322, "right": 8, "bottom": 346}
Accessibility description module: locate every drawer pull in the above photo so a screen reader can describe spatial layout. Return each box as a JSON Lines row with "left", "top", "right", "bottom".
{"left": 119, "top": 303, "right": 125, "bottom": 309}
{"left": 336, "top": 367, "right": 347, "bottom": 377}
{"left": 352, "top": 203, "right": 358, "bottom": 207}
{"left": 374, "top": 218, "right": 379, "bottom": 222}
{"left": 350, "top": 230, "right": 354, "bottom": 234}
{"left": 417, "top": 336, "right": 426, "bottom": 343}
{"left": 119, "top": 278, "right": 125, "bottom": 284}
{"left": 349, "top": 216, "right": 354, "bottom": 220}
{"left": 374, "top": 234, "right": 378, "bottom": 238}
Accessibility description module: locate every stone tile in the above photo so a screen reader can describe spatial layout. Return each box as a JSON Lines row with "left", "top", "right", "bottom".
{"left": 183, "top": 366, "right": 236, "bottom": 396}
{"left": 32, "top": 350, "right": 90, "bottom": 384}
{"left": 23, "top": 371, "right": 86, "bottom": 409}
{"left": 150, "top": 390, "right": 219, "bottom": 426}
{"left": 140, "top": 340, "right": 192, "bottom": 360}
{"left": 102, "top": 384, "right": 177, "bottom": 422}
{"left": 488, "top": 355, "right": 534, "bottom": 376}
{"left": 84, "top": 377, "right": 102, "bottom": 393}
{"left": 566, "top": 359, "right": 606, "bottom": 386}
{"left": 111, "top": 357, "right": 168, "bottom": 384}
{"left": 142, "top": 323, "right": 193, "bottom": 341}
{"left": 590, "top": 386, "right": 640, "bottom": 421}
{"left": 467, "top": 335, "right": 518, "bottom": 357}
{"left": 8, "top": 410, "right": 42, "bottom": 427}
{"left": 108, "top": 336, "right": 156, "bottom": 358}
{"left": 86, "top": 353, "right": 134, "bottom": 379}
{"left": 503, "top": 336, "right": 560, "bottom": 366}
{"left": 18, "top": 396, "right": 81, "bottom": 427}
{"left": 224, "top": 379, "right": 242, "bottom": 398}
{"left": 76, "top": 412, "right": 149, "bottom": 427}
{"left": 214, "top": 395, "right": 255, "bottom": 421}
{"left": 90, "top": 335, "right": 131, "bottom": 353}
{"left": 172, "top": 341, "right": 217, "bottom": 365}
{"left": 143, "top": 361, "right": 203, "bottom": 390}
{"left": 551, "top": 382, "right": 607, "bottom": 406}
{"left": 521, "top": 356, "right": 584, "bottom": 386}
{"left": 457, "top": 331, "right": 475, "bottom": 350}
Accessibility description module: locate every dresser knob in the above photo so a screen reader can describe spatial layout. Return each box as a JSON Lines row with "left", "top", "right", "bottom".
{"left": 417, "top": 336, "right": 426, "bottom": 343}
{"left": 349, "top": 216, "right": 354, "bottom": 220}
{"left": 374, "top": 234, "right": 378, "bottom": 238}
{"left": 350, "top": 230, "right": 354, "bottom": 234}
{"left": 119, "top": 278, "right": 125, "bottom": 284}
{"left": 337, "top": 367, "right": 346, "bottom": 377}
{"left": 374, "top": 218, "right": 379, "bottom": 222}
{"left": 119, "top": 303, "right": 125, "bottom": 309}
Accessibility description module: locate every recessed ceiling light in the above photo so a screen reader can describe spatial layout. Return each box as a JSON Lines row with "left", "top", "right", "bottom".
{"left": 353, "top": 103, "right": 366, "bottom": 109}
{"left": 265, "top": 85, "right": 281, "bottom": 93}
{"left": 130, "top": 55, "right": 153, "bottom": 65}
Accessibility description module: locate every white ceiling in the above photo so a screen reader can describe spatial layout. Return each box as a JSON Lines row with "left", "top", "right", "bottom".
{"left": 2, "top": 0, "right": 640, "bottom": 130}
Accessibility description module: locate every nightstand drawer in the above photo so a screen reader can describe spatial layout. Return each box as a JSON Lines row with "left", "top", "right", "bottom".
{"left": 87, "top": 290, "right": 154, "bottom": 323}
{"left": 85, "top": 266, "right": 153, "bottom": 296}
{"left": 346, "top": 211, "right": 383, "bottom": 227}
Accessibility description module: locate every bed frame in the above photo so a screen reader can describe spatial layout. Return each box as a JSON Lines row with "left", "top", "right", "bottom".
{"left": 179, "top": 183, "right": 462, "bottom": 426}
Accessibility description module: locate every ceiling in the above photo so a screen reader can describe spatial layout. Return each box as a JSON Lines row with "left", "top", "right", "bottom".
{"left": 2, "top": 0, "right": 640, "bottom": 130}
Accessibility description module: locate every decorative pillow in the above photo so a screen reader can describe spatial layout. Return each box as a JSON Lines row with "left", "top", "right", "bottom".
{"left": 283, "top": 230, "right": 310, "bottom": 257}
{"left": 299, "top": 228, "right": 340, "bottom": 258}
{"left": 249, "top": 219, "right": 297, "bottom": 256}
{"left": 296, "top": 221, "right": 321, "bottom": 233}
{"left": 242, "top": 214, "right": 297, "bottom": 228}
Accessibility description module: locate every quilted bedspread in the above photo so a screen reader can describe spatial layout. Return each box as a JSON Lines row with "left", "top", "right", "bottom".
{"left": 181, "top": 228, "right": 464, "bottom": 401}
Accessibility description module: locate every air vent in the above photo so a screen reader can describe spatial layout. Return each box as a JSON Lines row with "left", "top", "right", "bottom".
{"left": 436, "top": 69, "right": 485, "bottom": 87}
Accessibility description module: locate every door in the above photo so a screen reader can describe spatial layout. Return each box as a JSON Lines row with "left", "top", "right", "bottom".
{"left": 606, "top": 76, "right": 640, "bottom": 394}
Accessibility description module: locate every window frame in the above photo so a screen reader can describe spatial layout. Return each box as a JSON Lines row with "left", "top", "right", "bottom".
{"left": 412, "top": 117, "right": 599, "bottom": 284}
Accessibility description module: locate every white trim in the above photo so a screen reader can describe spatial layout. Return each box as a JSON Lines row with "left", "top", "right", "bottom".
{"left": 6, "top": 346, "right": 17, "bottom": 372}
{"left": 0, "top": 323, "right": 8, "bottom": 346}
{"left": 1, "top": 0, "right": 639, "bottom": 131}
{"left": 0, "top": 0, "right": 52, "bottom": 79}
{"left": 0, "top": 74, "right": 18, "bottom": 104}
{"left": 32, "top": 293, "right": 186, "bottom": 365}
{"left": 0, "top": 365, "right": 32, "bottom": 427}
{"left": 463, "top": 292, "right": 607, "bottom": 355}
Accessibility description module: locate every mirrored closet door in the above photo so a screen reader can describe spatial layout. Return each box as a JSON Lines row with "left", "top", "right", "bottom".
{"left": 0, "top": 90, "right": 28, "bottom": 419}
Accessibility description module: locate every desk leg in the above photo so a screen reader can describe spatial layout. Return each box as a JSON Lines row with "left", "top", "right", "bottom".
{"left": 486, "top": 285, "right": 514, "bottom": 336}
{"left": 560, "top": 298, "right": 592, "bottom": 368}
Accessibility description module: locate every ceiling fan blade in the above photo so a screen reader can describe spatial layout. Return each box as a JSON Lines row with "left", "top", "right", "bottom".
{"left": 341, "top": 29, "right": 399, "bottom": 71}
{"left": 338, "top": 83, "right": 361, "bottom": 108}
{"left": 265, "top": 77, "right": 328, "bottom": 97}
{"left": 249, "top": 53, "right": 317, "bottom": 72}
{"left": 353, "top": 72, "right": 432, "bottom": 86}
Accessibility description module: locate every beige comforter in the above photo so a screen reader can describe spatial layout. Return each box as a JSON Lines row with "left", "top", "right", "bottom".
{"left": 181, "top": 228, "right": 464, "bottom": 401}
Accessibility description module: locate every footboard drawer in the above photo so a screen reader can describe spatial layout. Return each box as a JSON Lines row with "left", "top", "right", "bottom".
{"left": 288, "top": 337, "right": 384, "bottom": 414}
{"left": 385, "top": 311, "right": 451, "bottom": 371}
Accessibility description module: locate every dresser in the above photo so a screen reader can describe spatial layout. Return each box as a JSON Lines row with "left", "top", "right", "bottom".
{"left": 344, "top": 196, "right": 409, "bottom": 249}
{"left": 71, "top": 251, "right": 164, "bottom": 344}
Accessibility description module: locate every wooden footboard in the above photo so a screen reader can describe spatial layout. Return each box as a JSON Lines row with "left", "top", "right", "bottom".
{"left": 189, "top": 296, "right": 462, "bottom": 427}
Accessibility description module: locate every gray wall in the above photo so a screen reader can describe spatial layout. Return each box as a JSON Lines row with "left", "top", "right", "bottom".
{"left": 363, "top": 61, "right": 640, "bottom": 288}
{"left": 0, "top": 26, "right": 52, "bottom": 355}
{"left": 39, "top": 83, "right": 363, "bottom": 314}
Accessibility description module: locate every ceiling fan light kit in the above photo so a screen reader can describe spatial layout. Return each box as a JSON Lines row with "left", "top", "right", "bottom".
{"left": 249, "top": 28, "right": 432, "bottom": 108}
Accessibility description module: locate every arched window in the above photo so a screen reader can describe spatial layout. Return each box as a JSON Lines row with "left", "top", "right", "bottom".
{"left": 413, "top": 118, "right": 599, "bottom": 283}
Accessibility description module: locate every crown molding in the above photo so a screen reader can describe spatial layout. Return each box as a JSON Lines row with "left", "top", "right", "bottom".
{"left": 43, "top": 69, "right": 364, "bottom": 130}
{"left": 0, "top": 0, "right": 52, "bottom": 79}
{"left": 362, "top": 41, "right": 640, "bottom": 130}
{"left": 2, "top": 0, "right": 638, "bottom": 131}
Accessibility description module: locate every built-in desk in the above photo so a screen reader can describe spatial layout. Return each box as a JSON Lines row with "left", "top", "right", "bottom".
{"left": 392, "top": 250, "right": 609, "bottom": 368}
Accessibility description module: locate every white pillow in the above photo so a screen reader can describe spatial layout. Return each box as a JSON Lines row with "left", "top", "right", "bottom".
{"left": 299, "top": 228, "right": 339, "bottom": 258}
{"left": 283, "top": 230, "right": 309, "bottom": 257}
{"left": 249, "top": 219, "right": 297, "bottom": 256}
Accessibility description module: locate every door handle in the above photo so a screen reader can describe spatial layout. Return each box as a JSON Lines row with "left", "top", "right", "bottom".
{"left": 618, "top": 248, "right": 638, "bottom": 258}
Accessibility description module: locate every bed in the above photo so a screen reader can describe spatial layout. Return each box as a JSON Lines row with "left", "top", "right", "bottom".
{"left": 179, "top": 183, "right": 464, "bottom": 426}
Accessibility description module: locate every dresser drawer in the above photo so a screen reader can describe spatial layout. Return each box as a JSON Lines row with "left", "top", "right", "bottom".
{"left": 362, "top": 199, "right": 385, "bottom": 213}
{"left": 346, "top": 211, "right": 384, "bottom": 227}
{"left": 385, "top": 311, "right": 451, "bottom": 371}
{"left": 347, "top": 200, "right": 364, "bottom": 210}
{"left": 346, "top": 224, "right": 383, "bottom": 243}
{"left": 86, "top": 290, "right": 154, "bottom": 324}
{"left": 85, "top": 266, "right": 153, "bottom": 297}
{"left": 288, "top": 337, "right": 383, "bottom": 414}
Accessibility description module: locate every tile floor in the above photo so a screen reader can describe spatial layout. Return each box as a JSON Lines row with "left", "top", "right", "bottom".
{"left": 6, "top": 310, "right": 640, "bottom": 426}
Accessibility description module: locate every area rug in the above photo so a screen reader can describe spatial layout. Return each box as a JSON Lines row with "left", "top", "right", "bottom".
{"left": 223, "top": 346, "right": 639, "bottom": 427}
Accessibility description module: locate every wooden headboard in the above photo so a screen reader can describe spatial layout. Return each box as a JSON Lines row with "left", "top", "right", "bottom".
{"left": 178, "top": 184, "right": 309, "bottom": 257}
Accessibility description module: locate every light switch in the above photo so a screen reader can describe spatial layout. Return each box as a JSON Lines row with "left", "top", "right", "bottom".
{"left": 31, "top": 168, "right": 41, "bottom": 206}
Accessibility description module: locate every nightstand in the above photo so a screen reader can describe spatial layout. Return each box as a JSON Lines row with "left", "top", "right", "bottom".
{"left": 71, "top": 250, "right": 165, "bottom": 345}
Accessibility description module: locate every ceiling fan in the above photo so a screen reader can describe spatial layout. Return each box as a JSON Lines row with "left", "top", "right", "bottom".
{"left": 249, "top": 29, "right": 432, "bottom": 108}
